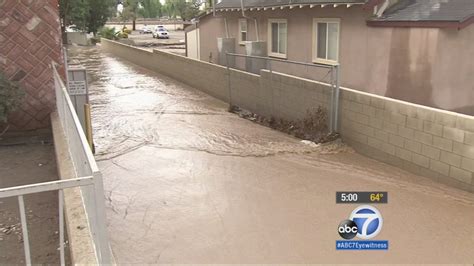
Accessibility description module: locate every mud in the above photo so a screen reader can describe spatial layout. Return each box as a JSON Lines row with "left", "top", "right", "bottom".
{"left": 68, "top": 46, "right": 474, "bottom": 264}
{"left": 0, "top": 137, "right": 70, "bottom": 264}
{"left": 230, "top": 105, "right": 338, "bottom": 143}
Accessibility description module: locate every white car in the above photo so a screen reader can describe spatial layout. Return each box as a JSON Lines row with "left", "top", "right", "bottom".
{"left": 152, "top": 28, "right": 169, "bottom": 39}
{"left": 140, "top": 26, "right": 152, "bottom": 34}
{"left": 155, "top": 25, "right": 165, "bottom": 31}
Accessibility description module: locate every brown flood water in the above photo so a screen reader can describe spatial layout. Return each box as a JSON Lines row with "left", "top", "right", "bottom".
{"left": 68, "top": 46, "right": 474, "bottom": 264}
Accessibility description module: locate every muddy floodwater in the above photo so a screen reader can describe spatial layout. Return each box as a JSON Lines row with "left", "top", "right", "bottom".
{"left": 68, "top": 46, "right": 474, "bottom": 264}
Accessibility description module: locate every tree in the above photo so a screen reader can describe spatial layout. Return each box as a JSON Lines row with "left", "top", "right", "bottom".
{"left": 162, "top": 0, "right": 176, "bottom": 18}
{"left": 138, "top": 0, "right": 162, "bottom": 18}
{"left": 121, "top": 0, "right": 140, "bottom": 30}
{"left": 164, "top": 0, "right": 201, "bottom": 21}
{"left": 59, "top": 0, "right": 115, "bottom": 41}
{"left": 87, "top": 0, "right": 116, "bottom": 35}
{"left": 0, "top": 72, "right": 25, "bottom": 137}
{"left": 59, "top": 0, "right": 89, "bottom": 43}
{"left": 182, "top": 0, "right": 201, "bottom": 21}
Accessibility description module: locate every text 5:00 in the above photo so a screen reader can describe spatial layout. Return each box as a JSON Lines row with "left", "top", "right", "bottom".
{"left": 340, "top": 193, "right": 358, "bottom": 202}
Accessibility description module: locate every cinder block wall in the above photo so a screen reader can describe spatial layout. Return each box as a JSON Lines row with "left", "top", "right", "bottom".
{"left": 339, "top": 88, "right": 474, "bottom": 192}
{"left": 101, "top": 40, "right": 230, "bottom": 101}
{"left": 0, "top": 0, "right": 64, "bottom": 130}
{"left": 102, "top": 39, "right": 474, "bottom": 192}
{"left": 259, "top": 70, "right": 332, "bottom": 121}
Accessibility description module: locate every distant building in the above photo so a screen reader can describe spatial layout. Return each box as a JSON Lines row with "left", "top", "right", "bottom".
{"left": 186, "top": 0, "right": 474, "bottom": 115}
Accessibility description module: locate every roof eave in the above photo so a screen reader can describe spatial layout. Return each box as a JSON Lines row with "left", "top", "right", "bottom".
{"left": 367, "top": 17, "right": 474, "bottom": 30}
{"left": 213, "top": 2, "right": 365, "bottom": 12}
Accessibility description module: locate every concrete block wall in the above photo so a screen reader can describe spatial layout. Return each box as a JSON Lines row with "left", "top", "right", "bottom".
{"left": 102, "top": 40, "right": 331, "bottom": 122}
{"left": 339, "top": 88, "right": 474, "bottom": 192}
{"left": 259, "top": 70, "right": 332, "bottom": 121}
{"left": 229, "top": 68, "right": 260, "bottom": 112}
{"left": 102, "top": 40, "right": 230, "bottom": 101}
{"left": 66, "top": 32, "right": 88, "bottom": 46}
{"left": 102, "top": 39, "right": 474, "bottom": 192}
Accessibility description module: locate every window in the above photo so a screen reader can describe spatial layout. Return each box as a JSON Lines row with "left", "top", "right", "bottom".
{"left": 268, "top": 19, "right": 287, "bottom": 58}
{"left": 313, "top": 18, "right": 340, "bottom": 64}
{"left": 239, "top": 19, "right": 247, "bottom": 45}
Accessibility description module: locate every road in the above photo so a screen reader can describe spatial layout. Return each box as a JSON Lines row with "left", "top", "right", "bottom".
{"left": 68, "top": 46, "right": 474, "bottom": 264}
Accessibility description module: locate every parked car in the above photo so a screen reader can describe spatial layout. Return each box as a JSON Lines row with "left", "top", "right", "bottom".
{"left": 154, "top": 25, "right": 165, "bottom": 31}
{"left": 140, "top": 25, "right": 152, "bottom": 34}
{"left": 153, "top": 28, "right": 169, "bottom": 39}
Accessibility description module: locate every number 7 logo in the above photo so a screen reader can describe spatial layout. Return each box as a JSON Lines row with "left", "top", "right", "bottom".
{"left": 349, "top": 205, "right": 383, "bottom": 239}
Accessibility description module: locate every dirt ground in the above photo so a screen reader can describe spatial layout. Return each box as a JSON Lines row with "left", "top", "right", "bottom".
{"left": 0, "top": 134, "right": 70, "bottom": 264}
{"left": 68, "top": 46, "right": 474, "bottom": 264}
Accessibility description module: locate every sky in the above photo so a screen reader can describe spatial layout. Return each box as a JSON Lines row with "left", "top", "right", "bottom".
{"left": 117, "top": 0, "right": 167, "bottom": 13}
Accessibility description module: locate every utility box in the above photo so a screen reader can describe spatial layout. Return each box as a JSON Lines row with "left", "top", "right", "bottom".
{"left": 245, "top": 41, "right": 267, "bottom": 74}
{"left": 217, "top": 37, "right": 235, "bottom": 67}
{"left": 67, "top": 65, "right": 89, "bottom": 133}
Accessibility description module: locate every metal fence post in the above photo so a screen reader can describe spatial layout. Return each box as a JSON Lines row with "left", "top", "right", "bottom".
{"left": 329, "top": 66, "right": 335, "bottom": 133}
{"left": 334, "top": 65, "right": 340, "bottom": 132}
{"left": 92, "top": 171, "right": 112, "bottom": 264}
{"left": 226, "top": 53, "right": 232, "bottom": 108}
{"left": 268, "top": 59, "right": 274, "bottom": 119}
{"left": 18, "top": 195, "right": 31, "bottom": 265}
{"left": 59, "top": 190, "right": 65, "bottom": 266}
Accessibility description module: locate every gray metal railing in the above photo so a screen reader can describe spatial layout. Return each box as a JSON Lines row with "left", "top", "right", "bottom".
{"left": 52, "top": 63, "right": 112, "bottom": 264}
{"left": 225, "top": 52, "right": 340, "bottom": 133}
{"left": 0, "top": 64, "right": 112, "bottom": 265}
{"left": 0, "top": 177, "right": 95, "bottom": 265}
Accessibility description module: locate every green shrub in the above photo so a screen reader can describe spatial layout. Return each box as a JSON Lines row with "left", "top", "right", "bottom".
{"left": 99, "top": 27, "right": 119, "bottom": 40}
{"left": 99, "top": 27, "right": 130, "bottom": 40}
{"left": 0, "top": 72, "right": 25, "bottom": 124}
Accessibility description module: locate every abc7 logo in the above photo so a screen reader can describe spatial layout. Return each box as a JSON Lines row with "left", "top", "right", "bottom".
{"left": 338, "top": 205, "right": 383, "bottom": 240}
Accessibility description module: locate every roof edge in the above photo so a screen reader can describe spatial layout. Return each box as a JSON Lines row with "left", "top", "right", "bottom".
{"left": 362, "top": 0, "right": 384, "bottom": 10}
{"left": 367, "top": 17, "right": 474, "bottom": 30}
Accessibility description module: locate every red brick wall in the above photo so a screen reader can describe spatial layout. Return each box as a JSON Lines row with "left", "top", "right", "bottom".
{"left": 0, "top": 0, "right": 64, "bottom": 130}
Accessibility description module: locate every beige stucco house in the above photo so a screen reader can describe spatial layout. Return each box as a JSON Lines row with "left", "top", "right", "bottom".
{"left": 185, "top": 0, "right": 474, "bottom": 115}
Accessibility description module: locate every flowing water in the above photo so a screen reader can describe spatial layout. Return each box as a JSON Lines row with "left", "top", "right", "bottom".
{"left": 68, "top": 46, "right": 474, "bottom": 264}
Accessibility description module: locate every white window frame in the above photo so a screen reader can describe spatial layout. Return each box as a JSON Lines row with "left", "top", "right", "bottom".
{"left": 312, "top": 18, "right": 340, "bottom": 65}
{"left": 267, "top": 19, "right": 288, "bottom": 59}
{"left": 238, "top": 18, "right": 248, "bottom": 45}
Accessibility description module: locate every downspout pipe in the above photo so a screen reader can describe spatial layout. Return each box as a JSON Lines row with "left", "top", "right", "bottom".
{"left": 212, "top": 0, "right": 216, "bottom": 16}
{"left": 224, "top": 18, "right": 229, "bottom": 38}
{"left": 212, "top": 0, "right": 229, "bottom": 37}
{"left": 240, "top": 0, "right": 259, "bottom": 41}
{"left": 375, "top": 0, "right": 390, "bottom": 17}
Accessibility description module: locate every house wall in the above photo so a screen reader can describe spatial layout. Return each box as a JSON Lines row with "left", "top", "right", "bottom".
{"left": 186, "top": 28, "right": 200, "bottom": 60}
{"left": 0, "top": 0, "right": 63, "bottom": 130}
{"left": 102, "top": 39, "right": 474, "bottom": 192}
{"left": 197, "top": 6, "right": 474, "bottom": 116}
{"left": 198, "top": 17, "right": 227, "bottom": 63}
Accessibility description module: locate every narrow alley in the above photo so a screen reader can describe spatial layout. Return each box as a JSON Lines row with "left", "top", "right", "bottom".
{"left": 68, "top": 46, "right": 474, "bottom": 264}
